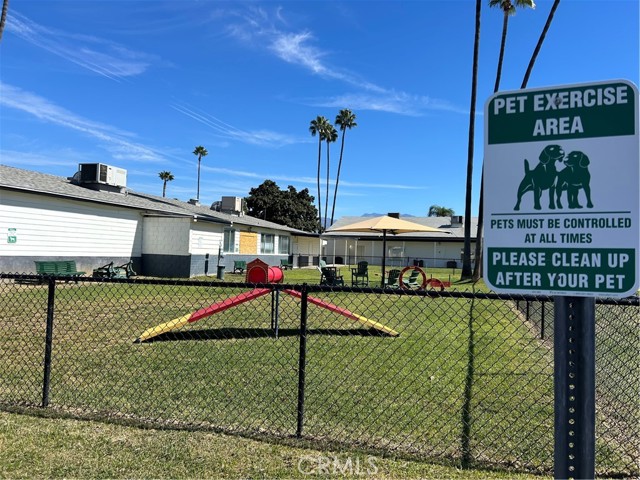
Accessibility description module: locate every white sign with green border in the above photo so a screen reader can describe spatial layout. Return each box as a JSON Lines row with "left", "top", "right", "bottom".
{"left": 483, "top": 79, "right": 639, "bottom": 297}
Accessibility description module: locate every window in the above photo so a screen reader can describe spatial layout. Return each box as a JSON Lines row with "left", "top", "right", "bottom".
{"left": 223, "top": 228, "right": 237, "bottom": 253}
{"left": 278, "top": 236, "right": 290, "bottom": 254}
{"left": 260, "top": 233, "right": 274, "bottom": 254}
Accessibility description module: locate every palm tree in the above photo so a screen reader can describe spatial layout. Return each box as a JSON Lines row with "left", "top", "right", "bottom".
{"left": 192, "top": 146, "right": 208, "bottom": 201}
{"left": 158, "top": 171, "right": 174, "bottom": 198}
{"left": 309, "top": 116, "right": 330, "bottom": 231}
{"left": 461, "top": 0, "right": 482, "bottom": 281}
{"left": 330, "top": 109, "right": 357, "bottom": 227}
{"left": 489, "top": 0, "right": 536, "bottom": 92}
{"left": 0, "top": 0, "right": 9, "bottom": 42}
{"left": 472, "top": 0, "right": 536, "bottom": 281}
{"left": 323, "top": 124, "right": 338, "bottom": 230}
{"left": 521, "top": 0, "right": 561, "bottom": 88}
{"left": 428, "top": 205, "right": 455, "bottom": 217}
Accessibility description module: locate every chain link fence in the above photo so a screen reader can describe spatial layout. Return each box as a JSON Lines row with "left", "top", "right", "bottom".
{"left": 0, "top": 274, "right": 637, "bottom": 476}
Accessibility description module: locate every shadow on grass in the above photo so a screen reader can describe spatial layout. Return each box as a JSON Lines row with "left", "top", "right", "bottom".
{"left": 144, "top": 327, "right": 393, "bottom": 342}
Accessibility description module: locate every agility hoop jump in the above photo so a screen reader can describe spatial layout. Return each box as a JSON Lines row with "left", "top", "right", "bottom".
{"left": 135, "top": 259, "right": 399, "bottom": 343}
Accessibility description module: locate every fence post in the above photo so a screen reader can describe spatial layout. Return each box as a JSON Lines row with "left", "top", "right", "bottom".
{"left": 41, "top": 277, "right": 56, "bottom": 407}
{"left": 296, "top": 283, "right": 308, "bottom": 438}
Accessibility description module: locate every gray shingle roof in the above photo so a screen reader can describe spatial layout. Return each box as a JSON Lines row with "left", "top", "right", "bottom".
{"left": 0, "top": 165, "right": 316, "bottom": 236}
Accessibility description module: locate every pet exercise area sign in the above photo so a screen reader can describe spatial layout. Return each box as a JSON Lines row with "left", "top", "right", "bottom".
{"left": 483, "top": 79, "right": 639, "bottom": 297}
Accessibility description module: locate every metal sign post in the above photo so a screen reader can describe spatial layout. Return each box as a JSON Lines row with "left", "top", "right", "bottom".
{"left": 483, "top": 79, "right": 639, "bottom": 478}
{"left": 554, "top": 296, "right": 596, "bottom": 479}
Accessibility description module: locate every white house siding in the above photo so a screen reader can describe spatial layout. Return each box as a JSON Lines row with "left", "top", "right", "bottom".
{"left": 321, "top": 237, "right": 470, "bottom": 269}
{"left": 141, "top": 216, "right": 193, "bottom": 277}
{"left": 292, "top": 236, "right": 321, "bottom": 267}
{"left": 189, "top": 222, "right": 223, "bottom": 255}
{"left": 1, "top": 190, "right": 142, "bottom": 273}
{"left": 142, "top": 216, "right": 190, "bottom": 255}
{"left": 189, "top": 222, "right": 225, "bottom": 277}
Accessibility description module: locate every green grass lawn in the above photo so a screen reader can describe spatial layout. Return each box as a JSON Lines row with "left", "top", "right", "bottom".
{"left": 0, "top": 411, "right": 548, "bottom": 479}
{"left": 0, "top": 272, "right": 637, "bottom": 477}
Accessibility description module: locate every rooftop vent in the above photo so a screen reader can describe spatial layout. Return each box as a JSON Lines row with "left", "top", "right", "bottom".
{"left": 77, "top": 163, "right": 127, "bottom": 193}
{"left": 188, "top": 199, "right": 201, "bottom": 206}
{"left": 220, "top": 196, "right": 244, "bottom": 215}
{"left": 388, "top": 212, "right": 400, "bottom": 219}
{"left": 451, "top": 215, "right": 464, "bottom": 226}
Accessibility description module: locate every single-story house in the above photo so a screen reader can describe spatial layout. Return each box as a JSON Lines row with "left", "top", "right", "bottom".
{"left": 0, "top": 163, "right": 318, "bottom": 277}
{"left": 321, "top": 214, "right": 478, "bottom": 269}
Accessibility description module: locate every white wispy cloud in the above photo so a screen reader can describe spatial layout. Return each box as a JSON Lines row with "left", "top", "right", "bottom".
{"left": 204, "top": 166, "right": 423, "bottom": 190}
{"left": 225, "top": 6, "right": 463, "bottom": 116}
{"left": 311, "top": 92, "right": 469, "bottom": 117}
{"left": 7, "top": 11, "right": 158, "bottom": 81}
{"left": 0, "top": 150, "right": 81, "bottom": 169}
{"left": 171, "top": 103, "right": 305, "bottom": 147}
{"left": 0, "top": 83, "right": 169, "bottom": 164}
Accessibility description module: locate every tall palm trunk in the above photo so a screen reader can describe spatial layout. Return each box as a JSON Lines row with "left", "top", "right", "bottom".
{"left": 330, "top": 130, "right": 347, "bottom": 227}
{"left": 521, "top": 0, "right": 561, "bottom": 88}
{"left": 324, "top": 141, "right": 330, "bottom": 230}
{"left": 0, "top": 0, "right": 9, "bottom": 42}
{"left": 461, "top": 0, "right": 481, "bottom": 280}
{"left": 472, "top": 7, "right": 510, "bottom": 281}
{"left": 197, "top": 157, "right": 201, "bottom": 200}
{"left": 316, "top": 138, "right": 323, "bottom": 232}
{"left": 163, "top": 181, "right": 167, "bottom": 197}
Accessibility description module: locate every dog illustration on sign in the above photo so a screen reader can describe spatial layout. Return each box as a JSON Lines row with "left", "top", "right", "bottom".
{"left": 556, "top": 151, "right": 593, "bottom": 209}
{"left": 513, "top": 145, "right": 594, "bottom": 211}
{"left": 514, "top": 144, "right": 565, "bottom": 211}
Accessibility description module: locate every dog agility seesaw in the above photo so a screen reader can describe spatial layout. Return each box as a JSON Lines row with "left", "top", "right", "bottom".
{"left": 135, "top": 259, "right": 399, "bottom": 343}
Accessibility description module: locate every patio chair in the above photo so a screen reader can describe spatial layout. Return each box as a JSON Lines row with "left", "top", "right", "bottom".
{"left": 351, "top": 261, "right": 369, "bottom": 286}
{"left": 385, "top": 269, "right": 402, "bottom": 288}
{"left": 320, "top": 267, "right": 344, "bottom": 286}
{"left": 114, "top": 260, "right": 136, "bottom": 278}
{"left": 92, "top": 262, "right": 116, "bottom": 279}
{"left": 403, "top": 269, "right": 421, "bottom": 289}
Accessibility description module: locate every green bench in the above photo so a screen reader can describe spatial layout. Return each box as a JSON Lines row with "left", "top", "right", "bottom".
{"left": 280, "top": 258, "right": 293, "bottom": 270}
{"left": 34, "top": 260, "right": 86, "bottom": 281}
{"left": 233, "top": 260, "right": 247, "bottom": 274}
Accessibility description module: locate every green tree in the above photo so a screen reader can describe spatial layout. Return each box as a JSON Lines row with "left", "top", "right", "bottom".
{"left": 245, "top": 180, "right": 319, "bottom": 232}
{"left": 428, "top": 205, "right": 455, "bottom": 217}
{"left": 158, "top": 171, "right": 174, "bottom": 198}
{"left": 192, "top": 145, "right": 208, "bottom": 201}
{"left": 473, "top": 0, "right": 536, "bottom": 281}
{"left": 322, "top": 124, "right": 338, "bottom": 231}
{"left": 330, "top": 109, "right": 357, "bottom": 227}
{"left": 461, "top": 0, "right": 482, "bottom": 281}
{"left": 309, "top": 116, "right": 330, "bottom": 231}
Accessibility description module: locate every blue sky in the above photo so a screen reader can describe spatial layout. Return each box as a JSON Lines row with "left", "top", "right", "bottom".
{"left": 1, "top": 0, "right": 638, "bottom": 221}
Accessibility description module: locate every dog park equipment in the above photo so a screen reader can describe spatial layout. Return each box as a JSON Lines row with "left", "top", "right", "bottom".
{"left": 326, "top": 215, "right": 449, "bottom": 287}
{"left": 135, "top": 258, "right": 398, "bottom": 342}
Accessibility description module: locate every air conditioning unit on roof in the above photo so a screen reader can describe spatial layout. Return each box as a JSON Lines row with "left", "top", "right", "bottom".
{"left": 78, "top": 163, "right": 127, "bottom": 188}
{"left": 220, "top": 196, "right": 243, "bottom": 215}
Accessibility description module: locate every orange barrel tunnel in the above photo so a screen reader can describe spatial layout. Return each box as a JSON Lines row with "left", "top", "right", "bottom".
{"left": 245, "top": 258, "right": 284, "bottom": 284}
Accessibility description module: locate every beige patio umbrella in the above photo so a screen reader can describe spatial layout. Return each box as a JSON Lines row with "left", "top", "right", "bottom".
{"left": 327, "top": 215, "right": 449, "bottom": 286}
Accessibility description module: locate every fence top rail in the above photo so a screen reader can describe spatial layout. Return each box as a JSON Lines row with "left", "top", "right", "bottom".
{"left": 2, "top": 273, "right": 638, "bottom": 305}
